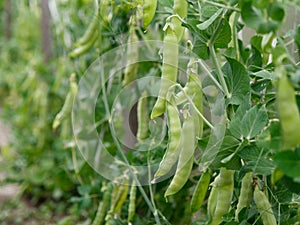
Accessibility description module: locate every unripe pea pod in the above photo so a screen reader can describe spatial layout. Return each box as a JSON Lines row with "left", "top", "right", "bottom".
{"left": 114, "top": 183, "right": 129, "bottom": 216}
{"left": 172, "top": 0, "right": 188, "bottom": 42}
{"left": 143, "top": 0, "right": 157, "bottom": 27}
{"left": 253, "top": 185, "right": 277, "bottom": 225}
{"left": 207, "top": 175, "right": 220, "bottom": 221}
{"left": 74, "top": 11, "right": 98, "bottom": 47}
{"left": 53, "top": 73, "right": 78, "bottom": 129}
{"left": 153, "top": 95, "right": 181, "bottom": 180}
{"left": 151, "top": 26, "right": 178, "bottom": 119}
{"left": 190, "top": 171, "right": 211, "bottom": 213}
{"left": 185, "top": 61, "right": 204, "bottom": 138}
{"left": 209, "top": 168, "right": 234, "bottom": 225}
{"left": 276, "top": 66, "right": 300, "bottom": 150}
{"left": 108, "top": 181, "right": 129, "bottom": 217}
{"left": 127, "top": 181, "right": 137, "bottom": 223}
{"left": 69, "top": 29, "right": 98, "bottom": 58}
{"left": 91, "top": 183, "right": 113, "bottom": 225}
{"left": 164, "top": 113, "right": 196, "bottom": 198}
{"left": 123, "top": 17, "right": 139, "bottom": 87}
{"left": 235, "top": 172, "right": 253, "bottom": 221}
{"left": 137, "top": 91, "right": 149, "bottom": 142}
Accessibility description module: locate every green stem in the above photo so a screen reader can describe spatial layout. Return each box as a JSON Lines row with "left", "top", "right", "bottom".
{"left": 231, "top": 12, "right": 240, "bottom": 61}
{"left": 201, "top": 0, "right": 240, "bottom": 12}
{"left": 209, "top": 45, "right": 230, "bottom": 99}
{"left": 170, "top": 84, "right": 214, "bottom": 129}
{"left": 198, "top": 59, "right": 224, "bottom": 92}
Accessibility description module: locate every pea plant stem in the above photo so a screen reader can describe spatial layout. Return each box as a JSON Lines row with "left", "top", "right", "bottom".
{"left": 209, "top": 45, "right": 230, "bottom": 99}
{"left": 206, "top": 10, "right": 231, "bottom": 99}
{"left": 231, "top": 11, "right": 240, "bottom": 61}
{"left": 99, "top": 66, "right": 162, "bottom": 225}
{"left": 200, "top": 0, "right": 240, "bottom": 12}
{"left": 198, "top": 59, "right": 224, "bottom": 92}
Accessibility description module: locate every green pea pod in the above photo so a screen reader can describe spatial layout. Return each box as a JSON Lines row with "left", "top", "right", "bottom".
{"left": 143, "top": 0, "right": 157, "bottom": 27}
{"left": 137, "top": 91, "right": 149, "bottom": 142}
{"left": 53, "top": 74, "right": 78, "bottom": 129}
{"left": 210, "top": 168, "right": 234, "bottom": 225}
{"left": 164, "top": 114, "right": 196, "bottom": 197}
{"left": 207, "top": 175, "right": 220, "bottom": 221}
{"left": 91, "top": 183, "right": 113, "bottom": 225}
{"left": 235, "top": 172, "right": 253, "bottom": 221}
{"left": 186, "top": 61, "right": 204, "bottom": 138}
{"left": 123, "top": 20, "right": 139, "bottom": 86}
{"left": 74, "top": 11, "right": 98, "bottom": 47}
{"left": 276, "top": 67, "right": 300, "bottom": 150}
{"left": 127, "top": 182, "right": 137, "bottom": 223}
{"left": 253, "top": 186, "right": 277, "bottom": 225}
{"left": 172, "top": 0, "right": 188, "bottom": 42}
{"left": 69, "top": 29, "right": 98, "bottom": 58}
{"left": 190, "top": 171, "right": 211, "bottom": 213}
{"left": 151, "top": 27, "right": 178, "bottom": 119}
{"left": 153, "top": 99, "right": 181, "bottom": 180}
{"left": 114, "top": 183, "right": 129, "bottom": 216}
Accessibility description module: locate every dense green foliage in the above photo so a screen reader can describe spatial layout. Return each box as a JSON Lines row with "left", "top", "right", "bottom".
{"left": 1, "top": 0, "right": 300, "bottom": 224}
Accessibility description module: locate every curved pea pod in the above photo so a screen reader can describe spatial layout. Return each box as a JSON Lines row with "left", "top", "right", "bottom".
{"left": 137, "top": 91, "right": 149, "bottom": 142}
{"left": 172, "top": 0, "right": 188, "bottom": 42}
{"left": 276, "top": 68, "right": 300, "bottom": 150}
{"left": 91, "top": 183, "right": 113, "bottom": 225}
{"left": 74, "top": 11, "right": 98, "bottom": 47}
{"left": 69, "top": 29, "right": 98, "bottom": 58}
{"left": 210, "top": 168, "right": 234, "bottom": 225}
{"left": 153, "top": 100, "right": 182, "bottom": 180}
{"left": 143, "top": 0, "right": 157, "bottom": 27}
{"left": 127, "top": 182, "right": 137, "bottom": 223}
{"left": 207, "top": 175, "right": 220, "bottom": 221}
{"left": 190, "top": 171, "right": 211, "bottom": 213}
{"left": 151, "top": 27, "right": 178, "bottom": 119}
{"left": 123, "top": 22, "right": 139, "bottom": 86}
{"left": 164, "top": 114, "right": 196, "bottom": 197}
{"left": 253, "top": 186, "right": 277, "bottom": 225}
{"left": 235, "top": 172, "right": 253, "bottom": 221}
{"left": 53, "top": 74, "right": 78, "bottom": 129}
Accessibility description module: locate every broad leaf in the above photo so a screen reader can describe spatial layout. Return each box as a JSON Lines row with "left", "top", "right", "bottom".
{"left": 274, "top": 150, "right": 300, "bottom": 179}
{"left": 197, "top": 8, "right": 223, "bottom": 30}
{"left": 240, "top": 105, "right": 268, "bottom": 139}
{"left": 222, "top": 57, "right": 250, "bottom": 105}
{"left": 229, "top": 98, "right": 251, "bottom": 139}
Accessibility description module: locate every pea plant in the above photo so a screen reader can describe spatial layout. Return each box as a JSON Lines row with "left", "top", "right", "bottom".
{"left": 64, "top": 0, "right": 300, "bottom": 224}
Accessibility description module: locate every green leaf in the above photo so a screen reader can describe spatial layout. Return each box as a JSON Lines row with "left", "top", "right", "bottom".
{"left": 210, "top": 19, "right": 232, "bottom": 48}
{"left": 295, "top": 26, "right": 300, "bottom": 57}
{"left": 222, "top": 57, "right": 250, "bottom": 105}
{"left": 193, "top": 39, "right": 210, "bottom": 60}
{"left": 201, "top": 4, "right": 219, "bottom": 18}
{"left": 274, "top": 151, "right": 300, "bottom": 179}
{"left": 238, "top": 145, "right": 262, "bottom": 161}
{"left": 229, "top": 97, "right": 251, "bottom": 139}
{"left": 251, "top": 70, "right": 273, "bottom": 80}
{"left": 257, "top": 122, "right": 281, "bottom": 151}
{"left": 241, "top": 2, "right": 264, "bottom": 31}
{"left": 197, "top": 8, "right": 223, "bottom": 30}
{"left": 238, "top": 145, "right": 275, "bottom": 175}
{"left": 240, "top": 105, "right": 268, "bottom": 139}
{"left": 268, "top": 2, "right": 285, "bottom": 22}
{"left": 212, "top": 136, "right": 242, "bottom": 170}
{"left": 201, "top": 123, "right": 226, "bottom": 169}
{"left": 242, "top": 159, "right": 275, "bottom": 175}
